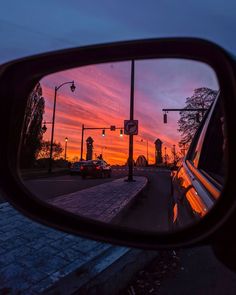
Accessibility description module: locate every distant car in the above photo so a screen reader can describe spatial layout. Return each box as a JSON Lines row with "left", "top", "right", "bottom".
{"left": 70, "top": 161, "right": 86, "bottom": 175}
{"left": 80, "top": 160, "right": 112, "bottom": 179}
{"left": 171, "top": 93, "right": 224, "bottom": 228}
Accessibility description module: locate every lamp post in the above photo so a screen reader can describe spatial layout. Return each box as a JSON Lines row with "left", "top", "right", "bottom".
{"left": 48, "top": 81, "right": 76, "bottom": 173}
{"left": 41, "top": 121, "right": 52, "bottom": 133}
{"left": 64, "top": 137, "right": 68, "bottom": 160}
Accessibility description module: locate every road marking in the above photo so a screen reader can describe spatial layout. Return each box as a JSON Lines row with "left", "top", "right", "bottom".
{"left": 32, "top": 179, "right": 77, "bottom": 182}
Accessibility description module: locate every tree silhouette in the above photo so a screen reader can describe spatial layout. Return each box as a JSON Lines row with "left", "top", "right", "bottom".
{"left": 178, "top": 87, "right": 218, "bottom": 148}
{"left": 20, "top": 83, "right": 45, "bottom": 168}
{"left": 37, "top": 140, "right": 63, "bottom": 160}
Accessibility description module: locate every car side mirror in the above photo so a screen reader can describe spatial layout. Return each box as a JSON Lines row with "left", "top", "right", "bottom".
{"left": 0, "top": 38, "right": 236, "bottom": 253}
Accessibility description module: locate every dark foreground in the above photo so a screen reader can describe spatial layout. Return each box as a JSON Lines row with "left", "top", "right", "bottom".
{"left": 122, "top": 247, "right": 236, "bottom": 295}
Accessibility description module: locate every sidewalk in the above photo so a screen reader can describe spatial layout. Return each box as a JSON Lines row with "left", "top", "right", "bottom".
{"left": 48, "top": 176, "right": 147, "bottom": 223}
{"left": 0, "top": 176, "right": 156, "bottom": 294}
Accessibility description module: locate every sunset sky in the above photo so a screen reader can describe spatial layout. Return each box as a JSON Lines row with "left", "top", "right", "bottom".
{"left": 40, "top": 58, "right": 219, "bottom": 165}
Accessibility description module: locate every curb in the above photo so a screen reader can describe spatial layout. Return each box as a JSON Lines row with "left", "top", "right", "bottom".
{"left": 110, "top": 177, "right": 148, "bottom": 224}
{"left": 44, "top": 246, "right": 158, "bottom": 295}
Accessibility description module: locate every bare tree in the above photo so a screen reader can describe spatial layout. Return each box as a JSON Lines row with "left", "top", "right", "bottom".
{"left": 38, "top": 140, "right": 63, "bottom": 160}
{"left": 178, "top": 87, "right": 218, "bottom": 147}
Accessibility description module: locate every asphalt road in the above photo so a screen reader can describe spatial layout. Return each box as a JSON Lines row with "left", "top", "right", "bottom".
{"left": 24, "top": 167, "right": 173, "bottom": 233}
{"left": 114, "top": 168, "right": 173, "bottom": 232}
{"left": 24, "top": 168, "right": 127, "bottom": 201}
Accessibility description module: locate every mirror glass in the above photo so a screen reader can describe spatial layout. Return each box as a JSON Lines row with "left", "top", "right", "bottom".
{"left": 19, "top": 58, "right": 224, "bottom": 232}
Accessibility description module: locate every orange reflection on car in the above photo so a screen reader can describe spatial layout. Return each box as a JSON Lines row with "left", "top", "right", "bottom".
{"left": 186, "top": 188, "right": 208, "bottom": 217}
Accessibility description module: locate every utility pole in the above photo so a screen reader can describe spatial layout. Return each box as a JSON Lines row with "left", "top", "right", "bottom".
{"left": 128, "top": 60, "right": 135, "bottom": 182}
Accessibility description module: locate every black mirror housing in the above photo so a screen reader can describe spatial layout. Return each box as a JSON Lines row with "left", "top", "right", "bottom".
{"left": 1, "top": 38, "right": 236, "bottom": 251}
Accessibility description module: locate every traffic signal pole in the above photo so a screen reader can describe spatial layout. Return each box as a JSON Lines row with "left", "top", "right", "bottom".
{"left": 80, "top": 125, "right": 123, "bottom": 161}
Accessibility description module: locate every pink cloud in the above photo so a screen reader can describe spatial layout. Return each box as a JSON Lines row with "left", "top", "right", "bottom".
{"left": 40, "top": 59, "right": 219, "bottom": 164}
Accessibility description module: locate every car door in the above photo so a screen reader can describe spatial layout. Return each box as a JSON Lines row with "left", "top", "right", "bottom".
{"left": 172, "top": 93, "right": 224, "bottom": 229}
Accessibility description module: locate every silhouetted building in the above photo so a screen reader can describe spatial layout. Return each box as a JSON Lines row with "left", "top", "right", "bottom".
{"left": 136, "top": 155, "right": 148, "bottom": 167}
{"left": 155, "top": 138, "right": 163, "bottom": 165}
{"left": 86, "top": 137, "right": 94, "bottom": 160}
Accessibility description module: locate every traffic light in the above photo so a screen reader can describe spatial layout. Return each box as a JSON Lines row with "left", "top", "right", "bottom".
{"left": 163, "top": 113, "right": 167, "bottom": 124}
{"left": 120, "top": 129, "right": 123, "bottom": 137}
{"left": 102, "top": 129, "right": 105, "bottom": 136}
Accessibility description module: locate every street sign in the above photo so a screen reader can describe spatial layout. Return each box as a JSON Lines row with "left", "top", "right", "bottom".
{"left": 124, "top": 120, "right": 138, "bottom": 135}
{"left": 110, "top": 125, "right": 116, "bottom": 131}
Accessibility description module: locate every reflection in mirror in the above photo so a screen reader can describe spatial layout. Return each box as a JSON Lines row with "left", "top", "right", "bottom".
{"left": 19, "top": 58, "right": 223, "bottom": 232}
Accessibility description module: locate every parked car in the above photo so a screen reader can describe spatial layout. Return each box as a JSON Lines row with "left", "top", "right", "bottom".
{"left": 70, "top": 161, "right": 86, "bottom": 175}
{"left": 80, "top": 160, "right": 112, "bottom": 179}
{"left": 171, "top": 92, "right": 224, "bottom": 228}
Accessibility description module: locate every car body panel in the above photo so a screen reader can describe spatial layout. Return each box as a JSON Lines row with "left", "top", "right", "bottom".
{"left": 70, "top": 161, "right": 86, "bottom": 175}
{"left": 172, "top": 93, "right": 224, "bottom": 228}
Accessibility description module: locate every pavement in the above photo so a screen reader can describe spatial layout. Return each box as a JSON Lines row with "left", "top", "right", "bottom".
{"left": 0, "top": 176, "right": 155, "bottom": 294}
{"left": 48, "top": 176, "right": 147, "bottom": 223}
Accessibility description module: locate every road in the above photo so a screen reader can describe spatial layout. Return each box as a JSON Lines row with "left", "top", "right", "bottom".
{"left": 24, "top": 167, "right": 173, "bottom": 232}
{"left": 24, "top": 168, "right": 126, "bottom": 201}
{"left": 114, "top": 168, "right": 173, "bottom": 232}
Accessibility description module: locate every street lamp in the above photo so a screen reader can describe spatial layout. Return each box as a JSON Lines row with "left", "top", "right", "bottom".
{"left": 42, "top": 121, "right": 53, "bottom": 133}
{"left": 42, "top": 124, "right": 47, "bottom": 133}
{"left": 64, "top": 137, "right": 68, "bottom": 160}
{"left": 48, "top": 81, "right": 76, "bottom": 173}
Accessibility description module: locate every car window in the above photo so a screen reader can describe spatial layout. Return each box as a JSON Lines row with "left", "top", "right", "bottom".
{"left": 188, "top": 101, "right": 216, "bottom": 167}
{"left": 189, "top": 95, "right": 225, "bottom": 184}
{"left": 198, "top": 99, "right": 225, "bottom": 183}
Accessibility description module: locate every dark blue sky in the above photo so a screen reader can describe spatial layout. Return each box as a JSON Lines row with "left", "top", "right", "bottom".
{"left": 1, "top": 0, "right": 236, "bottom": 63}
